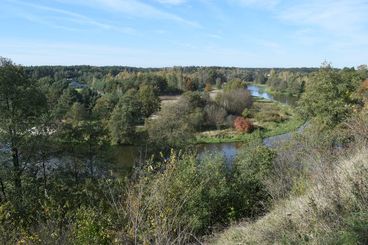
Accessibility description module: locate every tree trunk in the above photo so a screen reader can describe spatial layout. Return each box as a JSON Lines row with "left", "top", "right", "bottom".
{"left": 12, "top": 146, "right": 22, "bottom": 194}
{"left": 42, "top": 152, "right": 48, "bottom": 197}
{"left": 0, "top": 177, "right": 6, "bottom": 202}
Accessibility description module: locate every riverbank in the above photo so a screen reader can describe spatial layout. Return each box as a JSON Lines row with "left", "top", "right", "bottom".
{"left": 196, "top": 98, "right": 303, "bottom": 144}
{"left": 196, "top": 116, "right": 303, "bottom": 144}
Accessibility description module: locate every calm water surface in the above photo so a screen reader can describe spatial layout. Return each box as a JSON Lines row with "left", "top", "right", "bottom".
{"left": 247, "top": 85, "right": 298, "bottom": 106}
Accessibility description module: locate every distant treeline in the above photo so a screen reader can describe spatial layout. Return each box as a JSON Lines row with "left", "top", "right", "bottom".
{"left": 24, "top": 65, "right": 320, "bottom": 96}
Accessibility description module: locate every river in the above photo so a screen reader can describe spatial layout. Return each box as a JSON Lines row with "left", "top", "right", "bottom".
{"left": 0, "top": 85, "right": 298, "bottom": 176}
{"left": 110, "top": 84, "right": 299, "bottom": 173}
{"left": 197, "top": 84, "right": 299, "bottom": 166}
{"left": 247, "top": 84, "right": 298, "bottom": 106}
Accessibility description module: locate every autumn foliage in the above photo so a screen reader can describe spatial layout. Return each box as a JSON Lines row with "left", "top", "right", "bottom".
{"left": 360, "top": 79, "right": 368, "bottom": 93}
{"left": 204, "top": 83, "right": 212, "bottom": 92}
{"left": 234, "top": 117, "right": 253, "bottom": 133}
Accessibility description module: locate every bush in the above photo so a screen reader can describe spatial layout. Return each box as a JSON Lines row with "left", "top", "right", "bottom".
{"left": 231, "top": 139, "right": 276, "bottom": 219}
{"left": 205, "top": 103, "right": 227, "bottom": 129}
{"left": 217, "top": 89, "right": 252, "bottom": 115}
{"left": 72, "top": 207, "right": 112, "bottom": 245}
{"left": 123, "top": 144, "right": 273, "bottom": 244}
{"left": 124, "top": 153, "right": 229, "bottom": 244}
{"left": 234, "top": 117, "right": 253, "bottom": 133}
{"left": 241, "top": 108, "right": 251, "bottom": 118}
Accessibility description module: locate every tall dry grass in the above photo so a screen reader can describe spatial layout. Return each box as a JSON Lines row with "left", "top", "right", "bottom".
{"left": 210, "top": 113, "right": 368, "bottom": 245}
{"left": 211, "top": 147, "right": 368, "bottom": 244}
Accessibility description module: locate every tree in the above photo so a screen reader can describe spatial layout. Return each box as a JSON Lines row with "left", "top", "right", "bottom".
{"left": 254, "top": 71, "right": 267, "bottom": 84}
{"left": 138, "top": 84, "right": 160, "bottom": 118}
{"left": 138, "top": 73, "right": 168, "bottom": 95}
{"left": 232, "top": 139, "right": 275, "bottom": 218}
{"left": 145, "top": 102, "right": 195, "bottom": 149}
{"left": 223, "top": 79, "right": 246, "bottom": 92}
{"left": 0, "top": 58, "right": 47, "bottom": 195}
{"left": 183, "top": 76, "right": 198, "bottom": 91}
{"left": 55, "top": 88, "right": 81, "bottom": 119}
{"left": 217, "top": 89, "right": 253, "bottom": 115}
{"left": 93, "top": 94, "right": 116, "bottom": 126}
{"left": 108, "top": 89, "right": 142, "bottom": 144}
{"left": 204, "top": 103, "right": 227, "bottom": 129}
{"left": 298, "top": 65, "right": 361, "bottom": 127}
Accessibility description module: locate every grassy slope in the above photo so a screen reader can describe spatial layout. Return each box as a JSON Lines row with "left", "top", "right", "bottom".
{"left": 209, "top": 148, "right": 368, "bottom": 245}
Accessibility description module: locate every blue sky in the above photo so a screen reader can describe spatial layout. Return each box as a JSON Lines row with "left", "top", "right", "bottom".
{"left": 0, "top": 0, "right": 367, "bottom": 67}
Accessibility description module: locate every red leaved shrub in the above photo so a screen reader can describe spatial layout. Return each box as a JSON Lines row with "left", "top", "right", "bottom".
{"left": 234, "top": 117, "right": 253, "bottom": 133}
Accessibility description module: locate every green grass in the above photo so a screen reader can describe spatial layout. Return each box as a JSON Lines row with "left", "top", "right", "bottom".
{"left": 195, "top": 130, "right": 261, "bottom": 144}
{"left": 245, "top": 82, "right": 267, "bottom": 87}
{"left": 196, "top": 100, "right": 303, "bottom": 144}
{"left": 261, "top": 117, "right": 304, "bottom": 138}
{"left": 195, "top": 118, "right": 303, "bottom": 144}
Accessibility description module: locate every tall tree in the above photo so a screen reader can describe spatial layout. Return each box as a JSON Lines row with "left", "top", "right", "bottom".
{"left": 108, "top": 89, "right": 142, "bottom": 144}
{"left": 0, "top": 58, "right": 46, "bottom": 195}
{"left": 138, "top": 84, "right": 160, "bottom": 118}
{"left": 298, "top": 65, "right": 361, "bottom": 127}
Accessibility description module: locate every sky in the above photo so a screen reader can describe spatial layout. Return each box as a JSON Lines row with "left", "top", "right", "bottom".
{"left": 0, "top": 0, "right": 367, "bottom": 67}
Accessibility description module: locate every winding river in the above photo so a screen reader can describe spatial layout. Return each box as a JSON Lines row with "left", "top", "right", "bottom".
{"left": 111, "top": 84, "right": 299, "bottom": 173}
{"left": 247, "top": 85, "right": 298, "bottom": 106}
{"left": 197, "top": 84, "right": 300, "bottom": 166}
{"left": 0, "top": 85, "right": 299, "bottom": 176}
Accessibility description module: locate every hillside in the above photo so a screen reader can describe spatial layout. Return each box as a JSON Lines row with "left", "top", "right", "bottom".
{"left": 210, "top": 147, "right": 368, "bottom": 244}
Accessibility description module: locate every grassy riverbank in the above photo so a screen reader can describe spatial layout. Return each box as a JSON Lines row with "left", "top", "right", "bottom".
{"left": 196, "top": 99, "right": 303, "bottom": 144}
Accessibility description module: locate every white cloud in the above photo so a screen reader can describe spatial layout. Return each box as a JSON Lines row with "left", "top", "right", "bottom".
{"left": 278, "top": 0, "right": 368, "bottom": 54}
{"left": 230, "top": 0, "right": 280, "bottom": 9}
{"left": 6, "top": 0, "right": 136, "bottom": 33}
{"left": 156, "top": 0, "right": 187, "bottom": 5}
{"left": 278, "top": 0, "right": 368, "bottom": 33}
{"left": 57, "top": 0, "right": 200, "bottom": 27}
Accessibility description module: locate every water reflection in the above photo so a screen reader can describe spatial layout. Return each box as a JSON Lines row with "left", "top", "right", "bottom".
{"left": 197, "top": 142, "right": 243, "bottom": 168}
{"left": 247, "top": 85, "right": 298, "bottom": 106}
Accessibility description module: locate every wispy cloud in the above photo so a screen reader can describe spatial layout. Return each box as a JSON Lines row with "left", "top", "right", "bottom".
{"left": 0, "top": 39, "right": 154, "bottom": 66}
{"left": 207, "top": 33, "right": 223, "bottom": 39}
{"left": 230, "top": 0, "right": 280, "bottom": 9}
{"left": 278, "top": 0, "right": 368, "bottom": 33}
{"left": 5, "top": 0, "right": 136, "bottom": 34}
{"left": 58, "top": 0, "right": 200, "bottom": 27}
{"left": 155, "top": 0, "right": 187, "bottom": 5}
{"left": 278, "top": 0, "right": 368, "bottom": 52}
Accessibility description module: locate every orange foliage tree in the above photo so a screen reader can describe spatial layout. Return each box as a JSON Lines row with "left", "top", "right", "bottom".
{"left": 234, "top": 117, "right": 253, "bottom": 133}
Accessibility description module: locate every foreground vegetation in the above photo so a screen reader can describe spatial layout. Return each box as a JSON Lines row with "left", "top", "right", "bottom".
{"left": 212, "top": 121, "right": 368, "bottom": 244}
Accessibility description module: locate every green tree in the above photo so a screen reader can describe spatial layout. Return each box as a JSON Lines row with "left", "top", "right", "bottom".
{"left": 55, "top": 88, "right": 81, "bottom": 119}
{"left": 204, "top": 103, "right": 227, "bottom": 129}
{"left": 108, "top": 89, "right": 142, "bottom": 144}
{"left": 0, "top": 58, "right": 47, "bottom": 195}
{"left": 138, "top": 84, "right": 160, "bottom": 118}
{"left": 223, "top": 79, "right": 246, "bottom": 92}
{"left": 217, "top": 89, "right": 253, "bottom": 115}
{"left": 298, "top": 65, "right": 361, "bottom": 127}
{"left": 232, "top": 138, "right": 275, "bottom": 218}
{"left": 145, "top": 102, "right": 195, "bottom": 149}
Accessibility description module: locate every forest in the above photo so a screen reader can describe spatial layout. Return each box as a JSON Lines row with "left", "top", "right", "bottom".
{"left": 1, "top": 57, "right": 368, "bottom": 244}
